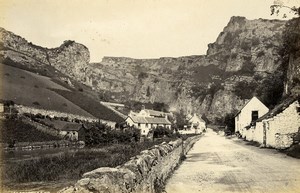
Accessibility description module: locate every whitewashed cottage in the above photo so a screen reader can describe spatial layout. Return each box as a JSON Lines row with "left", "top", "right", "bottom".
{"left": 244, "top": 97, "right": 300, "bottom": 149}
{"left": 125, "top": 107, "right": 172, "bottom": 136}
{"left": 187, "top": 113, "right": 206, "bottom": 133}
{"left": 235, "top": 96, "right": 269, "bottom": 137}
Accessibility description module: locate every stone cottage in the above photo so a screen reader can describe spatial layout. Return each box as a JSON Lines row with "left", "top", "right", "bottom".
{"left": 235, "top": 96, "right": 269, "bottom": 137}
{"left": 245, "top": 97, "right": 300, "bottom": 149}
{"left": 60, "top": 123, "right": 86, "bottom": 141}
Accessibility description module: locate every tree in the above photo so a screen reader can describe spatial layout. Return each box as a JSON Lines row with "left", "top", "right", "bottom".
{"left": 270, "top": 1, "right": 300, "bottom": 18}
{"left": 224, "top": 113, "right": 236, "bottom": 133}
{"left": 174, "top": 109, "right": 187, "bottom": 129}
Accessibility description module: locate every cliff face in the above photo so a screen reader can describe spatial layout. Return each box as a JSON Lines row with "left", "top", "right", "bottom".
{"left": 0, "top": 27, "right": 90, "bottom": 81}
{"left": 283, "top": 18, "right": 300, "bottom": 96}
{"left": 0, "top": 16, "right": 292, "bottom": 121}
{"left": 82, "top": 17, "right": 287, "bottom": 120}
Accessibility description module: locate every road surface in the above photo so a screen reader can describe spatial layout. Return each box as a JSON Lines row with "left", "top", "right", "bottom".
{"left": 165, "top": 129, "right": 300, "bottom": 193}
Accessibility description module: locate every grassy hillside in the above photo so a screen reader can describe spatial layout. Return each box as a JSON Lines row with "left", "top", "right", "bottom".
{"left": 53, "top": 89, "right": 125, "bottom": 122}
{"left": 1, "top": 63, "right": 93, "bottom": 117}
{"left": 1, "top": 119, "right": 60, "bottom": 143}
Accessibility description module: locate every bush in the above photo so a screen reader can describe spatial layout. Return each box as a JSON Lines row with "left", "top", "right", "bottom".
{"left": 32, "top": 101, "right": 40, "bottom": 106}
{"left": 234, "top": 81, "right": 258, "bottom": 99}
{"left": 138, "top": 72, "right": 148, "bottom": 80}
{"left": 84, "top": 123, "right": 141, "bottom": 145}
{"left": 152, "top": 126, "right": 177, "bottom": 139}
{"left": 255, "top": 72, "right": 284, "bottom": 108}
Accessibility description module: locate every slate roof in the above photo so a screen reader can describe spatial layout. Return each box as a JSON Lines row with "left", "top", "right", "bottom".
{"left": 145, "top": 117, "right": 171, "bottom": 124}
{"left": 256, "top": 96, "right": 300, "bottom": 122}
{"left": 127, "top": 116, "right": 171, "bottom": 125}
{"left": 129, "top": 116, "right": 148, "bottom": 124}
{"left": 61, "top": 123, "right": 84, "bottom": 131}
{"left": 144, "top": 109, "right": 170, "bottom": 117}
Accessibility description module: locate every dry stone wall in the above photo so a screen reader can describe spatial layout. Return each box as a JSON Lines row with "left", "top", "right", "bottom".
{"left": 59, "top": 135, "right": 201, "bottom": 193}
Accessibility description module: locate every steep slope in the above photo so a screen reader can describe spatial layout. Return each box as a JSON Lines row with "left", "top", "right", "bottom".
{"left": 1, "top": 63, "right": 93, "bottom": 117}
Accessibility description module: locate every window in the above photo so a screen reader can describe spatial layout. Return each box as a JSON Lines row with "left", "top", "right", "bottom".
{"left": 146, "top": 123, "right": 148, "bottom": 128}
{"left": 251, "top": 111, "right": 258, "bottom": 122}
{"left": 138, "top": 123, "right": 141, "bottom": 127}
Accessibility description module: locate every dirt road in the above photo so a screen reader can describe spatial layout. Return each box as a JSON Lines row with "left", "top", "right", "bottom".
{"left": 165, "top": 129, "right": 300, "bottom": 193}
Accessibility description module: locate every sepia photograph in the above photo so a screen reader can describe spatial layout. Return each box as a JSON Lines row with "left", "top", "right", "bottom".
{"left": 0, "top": 0, "right": 300, "bottom": 192}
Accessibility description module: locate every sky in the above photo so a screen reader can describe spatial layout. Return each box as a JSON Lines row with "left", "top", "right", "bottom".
{"left": 0, "top": 0, "right": 299, "bottom": 62}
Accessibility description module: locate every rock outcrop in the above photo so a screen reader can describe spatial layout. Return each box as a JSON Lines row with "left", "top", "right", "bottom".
{"left": 0, "top": 27, "right": 90, "bottom": 81}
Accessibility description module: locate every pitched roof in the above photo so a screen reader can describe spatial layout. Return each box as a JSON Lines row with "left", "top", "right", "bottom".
{"left": 61, "top": 123, "right": 84, "bottom": 131}
{"left": 128, "top": 116, "right": 148, "bottom": 124}
{"left": 256, "top": 96, "right": 299, "bottom": 122}
{"left": 127, "top": 116, "right": 171, "bottom": 125}
{"left": 145, "top": 117, "right": 171, "bottom": 124}
{"left": 188, "top": 114, "right": 205, "bottom": 123}
{"left": 235, "top": 96, "right": 266, "bottom": 117}
{"left": 145, "top": 109, "right": 167, "bottom": 117}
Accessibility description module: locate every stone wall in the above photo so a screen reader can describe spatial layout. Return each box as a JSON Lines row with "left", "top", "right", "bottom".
{"left": 242, "top": 100, "right": 300, "bottom": 149}
{"left": 15, "top": 105, "right": 116, "bottom": 127}
{"left": 59, "top": 135, "right": 201, "bottom": 193}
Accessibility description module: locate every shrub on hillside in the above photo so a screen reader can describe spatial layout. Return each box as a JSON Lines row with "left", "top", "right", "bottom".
{"left": 84, "top": 123, "right": 141, "bottom": 145}
{"left": 32, "top": 101, "right": 40, "bottom": 106}
{"left": 1, "top": 118, "right": 60, "bottom": 143}
{"left": 234, "top": 81, "right": 258, "bottom": 99}
{"left": 255, "top": 72, "right": 284, "bottom": 108}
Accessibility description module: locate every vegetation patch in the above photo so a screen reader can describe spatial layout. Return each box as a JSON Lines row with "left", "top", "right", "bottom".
{"left": 52, "top": 89, "right": 124, "bottom": 122}
{"left": 1, "top": 119, "right": 60, "bottom": 144}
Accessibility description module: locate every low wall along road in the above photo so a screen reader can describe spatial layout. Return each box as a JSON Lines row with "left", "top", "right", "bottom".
{"left": 59, "top": 135, "right": 201, "bottom": 193}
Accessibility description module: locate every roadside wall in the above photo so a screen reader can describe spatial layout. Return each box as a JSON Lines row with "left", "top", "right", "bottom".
{"left": 243, "top": 100, "right": 300, "bottom": 149}
{"left": 59, "top": 135, "right": 201, "bottom": 193}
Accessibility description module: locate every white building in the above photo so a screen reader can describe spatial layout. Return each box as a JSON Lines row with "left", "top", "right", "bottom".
{"left": 235, "top": 96, "right": 269, "bottom": 135}
{"left": 125, "top": 108, "right": 172, "bottom": 136}
{"left": 187, "top": 113, "right": 206, "bottom": 133}
{"left": 243, "top": 97, "right": 300, "bottom": 149}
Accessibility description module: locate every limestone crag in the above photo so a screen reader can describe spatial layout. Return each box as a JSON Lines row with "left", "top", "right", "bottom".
{"left": 0, "top": 27, "right": 89, "bottom": 81}
{"left": 83, "top": 17, "right": 287, "bottom": 120}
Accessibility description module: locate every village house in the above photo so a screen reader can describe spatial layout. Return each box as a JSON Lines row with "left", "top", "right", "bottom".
{"left": 60, "top": 122, "right": 86, "bottom": 141}
{"left": 125, "top": 107, "right": 172, "bottom": 136}
{"left": 235, "top": 96, "right": 269, "bottom": 137}
{"left": 243, "top": 97, "right": 300, "bottom": 149}
{"left": 184, "top": 113, "right": 206, "bottom": 134}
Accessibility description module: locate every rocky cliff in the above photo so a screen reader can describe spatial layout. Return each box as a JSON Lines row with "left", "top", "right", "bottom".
{"left": 1, "top": 16, "right": 296, "bottom": 122}
{"left": 0, "top": 27, "right": 90, "bottom": 81}
{"left": 81, "top": 17, "right": 288, "bottom": 120}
